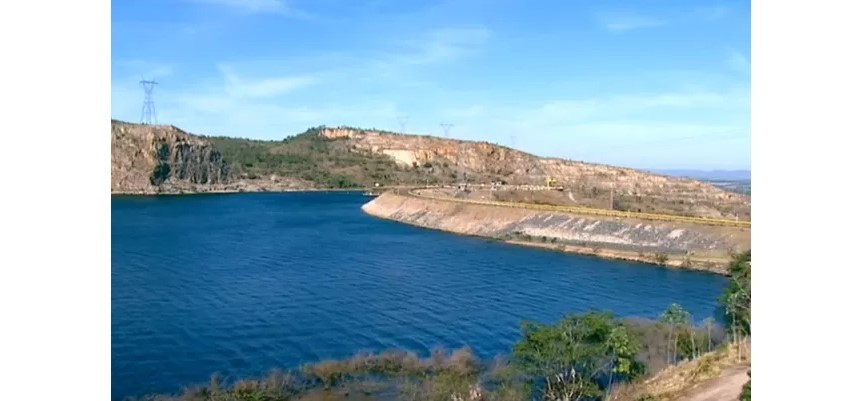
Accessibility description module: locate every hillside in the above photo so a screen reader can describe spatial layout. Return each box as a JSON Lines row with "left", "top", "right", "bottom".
{"left": 111, "top": 122, "right": 750, "bottom": 221}
{"left": 207, "top": 126, "right": 439, "bottom": 189}
{"left": 313, "top": 127, "right": 748, "bottom": 220}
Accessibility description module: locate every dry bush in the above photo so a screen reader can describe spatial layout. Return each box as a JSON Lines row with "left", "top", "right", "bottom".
{"left": 608, "top": 340, "right": 749, "bottom": 401}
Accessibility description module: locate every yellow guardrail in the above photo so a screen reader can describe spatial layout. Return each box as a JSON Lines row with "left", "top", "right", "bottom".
{"left": 406, "top": 189, "right": 751, "bottom": 228}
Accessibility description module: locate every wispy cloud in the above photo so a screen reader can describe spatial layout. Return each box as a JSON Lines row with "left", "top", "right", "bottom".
{"left": 218, "top": 65, "right": 316, "bottom": 99}
{"left": 529, "top": 89, "right": 748, "bottom": 123}
{"left": 422, "top": 87, "right": 750, "bottom": 167}
{"left": 388, "top": 27, "right": 491, "bottom": 66}
{"left": 694, "top": 5, "right": 730, "bottom": 20}
{"left": 597, "top": 11, "right": 664, "bottom": 32}
{"left": 184, "top": 0, "right": 311, "bottom": 18}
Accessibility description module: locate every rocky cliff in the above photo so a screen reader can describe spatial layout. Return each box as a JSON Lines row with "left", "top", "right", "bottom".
{"left": 111, "top": 121, "right": 231, "bottom": 194}
{"left": 362, "top": 192, "right": 750, "bottom": 273}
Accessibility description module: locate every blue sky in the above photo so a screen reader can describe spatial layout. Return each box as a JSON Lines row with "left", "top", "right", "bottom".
{"left": 111, "top": 0, "right": 751, "bottom": 170}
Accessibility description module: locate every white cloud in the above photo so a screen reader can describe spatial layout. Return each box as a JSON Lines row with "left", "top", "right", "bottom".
{"left": 597, "top": 12, "right": 665, "bottom": 32}
{"left": 597, "top": 5, "right": 733, "bottom": 33}
{"left": 388, "top": 27, "right": 491, "bottom": 66}
{"left": 693, "top": 5, "right": 730, "bottom": 20}
{"left": 218, "top": 65, "right": 316, "bottom": 99}
{"left": 524, "top": 89, "right": 747, "bottom": 124}
{"left": 184, "top": 0, "right": 310, "bottom": 17}
{"left": 419, "top": 87, "right": 749, "bottom": 168}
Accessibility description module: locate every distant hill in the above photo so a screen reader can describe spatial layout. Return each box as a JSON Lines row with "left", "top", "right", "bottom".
{"left": 650, "top": 169, "right": 750, "bottom": 181}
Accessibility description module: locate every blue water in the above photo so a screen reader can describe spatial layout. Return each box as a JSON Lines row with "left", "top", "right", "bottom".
{"left": 112, "top": 192, "right": 726, "bottom": 400}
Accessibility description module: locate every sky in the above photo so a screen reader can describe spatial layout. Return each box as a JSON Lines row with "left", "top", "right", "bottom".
{"left": 111, "top": 0, "right": 751, "bottom": 170}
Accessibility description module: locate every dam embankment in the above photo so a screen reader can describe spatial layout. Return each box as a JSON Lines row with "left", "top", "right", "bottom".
{"left": 361, "top": 192, "right": 750, "bottom": 275}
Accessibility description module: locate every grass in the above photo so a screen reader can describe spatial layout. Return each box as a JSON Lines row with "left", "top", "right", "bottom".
{"left": 129, "top": 321, "right": 735, "bottom": 401}
{"left": 132, "top": 348, "right": 482, "bottom": 401}
{"left": 608, "top": 340, "right": 751, "bottom": 401}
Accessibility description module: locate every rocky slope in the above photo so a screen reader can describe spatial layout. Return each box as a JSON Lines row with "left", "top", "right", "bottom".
{"left": 361, "top": 192, "right": 750, "bottom": 273}
{"left": 111, "top": 122, "right": 750, "bottom": 221}
{"left": 111, "top": 121, "right": 233, "bottom": 193}
{"left": 320, "top": 128, "right": 743, "bottom": 199}
{"left": 319, "top": 127, "right": 749, "bottom": 220}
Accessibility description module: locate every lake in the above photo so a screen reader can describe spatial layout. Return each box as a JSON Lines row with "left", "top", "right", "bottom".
{"left": 111, "top": 192, "right": 727, "bottom": 400}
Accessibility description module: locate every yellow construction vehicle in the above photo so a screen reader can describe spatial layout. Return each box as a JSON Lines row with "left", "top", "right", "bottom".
{"left": 546, "top": 177, "right": 556, "bottom": 187}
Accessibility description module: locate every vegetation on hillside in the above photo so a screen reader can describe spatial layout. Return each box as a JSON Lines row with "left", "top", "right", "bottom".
{"left": 133, "top": 252, "right": 751, "bottom": 401}
{"left": 719, "top": 250, "right": 751, "bottom": 350}
{"left": 208, "top": 127, "right": 454, "bottom": 188}
{"left": 721, "top": 250, "right": 751, "bottom": 399}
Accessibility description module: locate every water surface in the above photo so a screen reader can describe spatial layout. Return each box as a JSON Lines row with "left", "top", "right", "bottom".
{"left": 112, "top": 192, "right": 726, "bottom": 399}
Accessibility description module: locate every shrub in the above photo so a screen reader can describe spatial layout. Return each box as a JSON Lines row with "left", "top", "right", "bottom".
{"left": 739, "top": 371, "right": 751, "bottom": 401}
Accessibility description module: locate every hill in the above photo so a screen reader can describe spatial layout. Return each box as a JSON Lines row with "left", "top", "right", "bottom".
{"left": 110, "top": 121, "right": 750, "bottom": 220}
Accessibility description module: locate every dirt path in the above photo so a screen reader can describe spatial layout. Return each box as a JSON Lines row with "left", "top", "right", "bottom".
{"left": 674, "top": 365, "right": 750, "bottom": 401}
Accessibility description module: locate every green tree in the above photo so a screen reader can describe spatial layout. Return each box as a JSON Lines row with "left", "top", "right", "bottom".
{"left": 719, "top": 251, "right": 751, "bottom": 358}
{"left": 660, "top": 303, "right": 691, "bottom": 364}
{"left": 512, "top": 311, "right": 643, "bottom": 401}
{"left": 604, "top": 326, "right": 641, "bottom": 398}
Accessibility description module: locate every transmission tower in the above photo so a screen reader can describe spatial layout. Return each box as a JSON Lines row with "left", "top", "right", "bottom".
{"left": 140, "top": 78, "right": 158, "bottom": 125}
{"left": 397, "top": 115, "right": 409, "bottom": 134}
{"left": 440, "top": 123, "right": 453, "bottom": 138}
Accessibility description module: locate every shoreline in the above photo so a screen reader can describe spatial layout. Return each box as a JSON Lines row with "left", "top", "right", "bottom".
{"left": 364, "top": 212, "right": 729, "bottom": 276}
{"left": 361, "top": 192, "right": 748, "bottom": 275}
{"left": 502, "top": 239, "right": 730, "bottom": 275}
{"left": 111, "top": 186, "right": 402, "bottom": 196}
{"left": 112, "top": 187, "right": 741, "bottom": 275}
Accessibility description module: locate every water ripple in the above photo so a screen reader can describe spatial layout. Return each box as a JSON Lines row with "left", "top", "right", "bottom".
{"left": 112, "top": 193, "right": 727, "bottom": 400}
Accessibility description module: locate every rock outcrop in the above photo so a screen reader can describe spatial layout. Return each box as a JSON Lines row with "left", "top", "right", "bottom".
{"left": 319, "top": 128, "right": 748, "bottom": 208}
{"left": 111, "top": 120, "right": 230, "bottom": 194}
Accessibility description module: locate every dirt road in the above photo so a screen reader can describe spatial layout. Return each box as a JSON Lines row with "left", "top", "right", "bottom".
{"left": 674, "top": 365, "right": 750, "bottom": 401}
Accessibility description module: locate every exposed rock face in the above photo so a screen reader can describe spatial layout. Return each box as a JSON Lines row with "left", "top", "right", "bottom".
{"left": 111, "top": 121, "right": 230, "bottom": 193}
{"left": 362, "top": 192, "right": 750, "bottom": 273}
{"left": 319, "top": 128, "right": 747, "bottom": 207}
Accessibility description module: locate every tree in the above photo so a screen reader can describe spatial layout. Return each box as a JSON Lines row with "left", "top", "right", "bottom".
{"left": 604, "top": 326, "right": 641, "bottom": 399}
{"left": 512, "top": 311, "right": 643, "bottom": 401}
{"left": 719, "top": 251, "right": 751, "bottom": 359}
{"left": 660, "top": 304, "right": 691, "bottom": 364}
{"left": 704, "top": 317, "right": 716, "bottom": 352}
